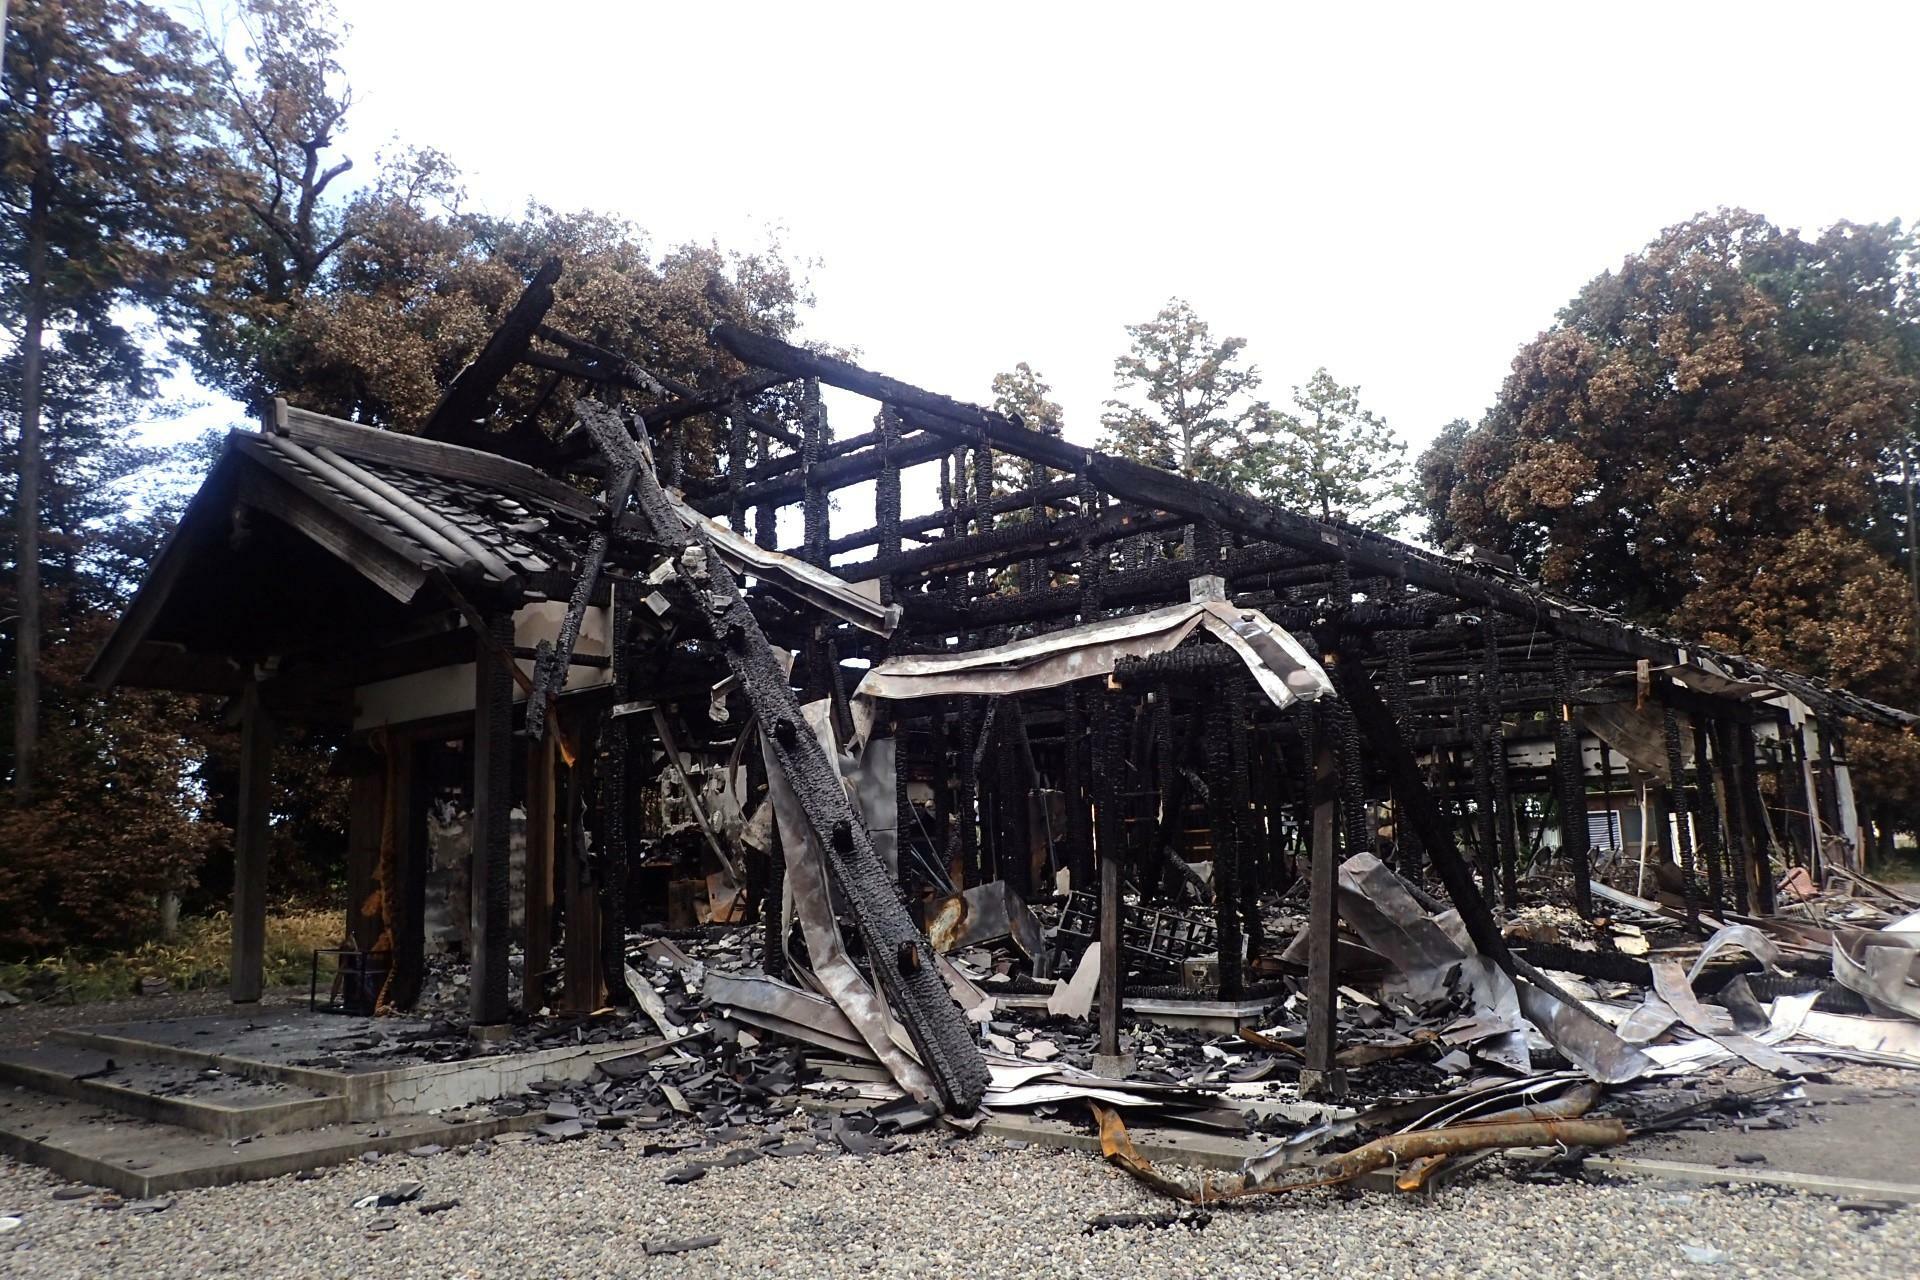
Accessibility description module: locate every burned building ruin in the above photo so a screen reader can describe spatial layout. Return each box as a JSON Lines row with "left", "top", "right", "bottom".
{"left": 89, "top": 266, "right": 1920, "bottom": 1126}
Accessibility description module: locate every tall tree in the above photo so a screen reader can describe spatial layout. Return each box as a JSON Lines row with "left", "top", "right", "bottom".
{"left": 1246, "top": 368, "right": 1415, "bottom": 532}
{"left": 183, "top": 0, "right": 461, "bottom": 409}
{"left": 2, "top": 0, "right": 218, "bottom": 801}
{"left": 1420, "top": 209, "right": 1920, "bottom": 815}
{"left": 1098, "top": 299, "right": 1267, "bottom": 487}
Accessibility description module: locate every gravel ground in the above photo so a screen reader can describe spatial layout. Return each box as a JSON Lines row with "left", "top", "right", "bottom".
{"left": 2, "top": 1126, "right": 1915, "bottom": 1280}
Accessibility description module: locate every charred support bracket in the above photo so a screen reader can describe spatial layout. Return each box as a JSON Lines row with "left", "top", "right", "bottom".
{"left": 575, "top": 400, "right": 988, "bottom": 1114}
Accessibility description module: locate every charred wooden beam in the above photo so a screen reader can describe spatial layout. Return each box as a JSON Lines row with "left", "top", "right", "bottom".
{"left": 802, "top": 477, "right": 1083, "bottom": 559}
{"left": 711, "top": 326, "right": 1685, "bottom": 663}
{"left": 423, "top": 258, "right": 561, "bottom": 446}
{"left": 685, "top": 430, "right": 951, "bottom": 517}
{"left": 577, "top": 399, "right": 988, "bottom": 1114}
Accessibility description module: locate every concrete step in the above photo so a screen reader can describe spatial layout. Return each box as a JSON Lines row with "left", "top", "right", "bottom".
{"left": 0, "top": 1042, "right": 346, "bottom": 1139}
{"left": 0, "top": 1088, "right": 536, "bottom": 1198}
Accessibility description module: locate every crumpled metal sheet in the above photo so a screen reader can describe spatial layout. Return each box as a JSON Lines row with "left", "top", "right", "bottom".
{"left": 1832, "top": 925, "right": 1920, "bottom": 1020}
{"left": 701, "top": 969, "right": 877, "bottom": 1062}
{"left": 663, "top": 490, "right": 898, "bottom": 636}
{"left": 1649, "top": 958, "right": 1800, "bottom": 1076}
{"left": 1338, "top": 853, "right": 1654, "bottom": 1082}
{"left": 1686, "top": 923, "right": 1786, "bottom": 985}
{"left": 1512, "top": 979, "right": 1655, "bottom": 1083}
{"left": 855, "top": 600, "right": 1331, "bottom": 710}
{"left": 762, "top": 700, "right": 937, "bottom": 1102}
{"left": 1335, "top": 853, "right": 1530, "bottom": 1074}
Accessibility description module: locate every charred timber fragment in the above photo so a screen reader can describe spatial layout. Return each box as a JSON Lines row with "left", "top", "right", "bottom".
{"left": 575, "top": 399, "right": 988, "bottom": 1113}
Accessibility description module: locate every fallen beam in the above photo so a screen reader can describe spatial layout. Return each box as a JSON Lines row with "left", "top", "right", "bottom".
{"left": 578, "top": 399, "right": 988, "bottom": 1114}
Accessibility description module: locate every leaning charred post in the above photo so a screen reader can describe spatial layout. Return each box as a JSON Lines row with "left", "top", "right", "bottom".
{"left": 575, "top": 399, "right": 990, "bottom": 1115}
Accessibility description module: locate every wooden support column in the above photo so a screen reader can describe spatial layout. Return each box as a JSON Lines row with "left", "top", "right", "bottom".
{"left": 598, "top": 586, "right": 635, "bottom": 997}
{"left": 523, "top": 732, "right": 557, "bottom": 1013}
{"left": 1691, "top": 720, "right": 1728, "bottom": 917}
{"left": 1302, "top": 728, "right": 1344, "bottom": 1100}
{"left": 1485, "top": 625, "right": 1520, "bottom": 908}
{"left": 1470, "top": 676, "right": 1499, "bottom": 904}
{"left": 1553, "top": 639, "right": 1593, "bottom": 918}
{"left": 1661, "top": 703, "right": 1701, "bottom": 930}
{"left": 1206, "top": 689, "right": 1243, "bottom": 1000}
{"left": 1711, "top": 720, "right": 1751, "bottom": 914}
{"left": 231, "top": 677, "right": 276, "bottom": 1003}
{"left": 1094, "top": 689, "right": 1125, "bottom": 1060}
{"left": 561, "top": 722, "right": 603, "bottom": 1011}
{"left": 469, "top": 611, "right": 515, "bottom": 1027}
{"left": 1736, "top": 726, "right": 1775, "bottom": 914}
{"left": 344, "top": 748, "right": 385, "bottom": 957}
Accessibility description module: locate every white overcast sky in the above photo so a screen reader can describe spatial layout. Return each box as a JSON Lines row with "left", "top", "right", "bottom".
{"left": 164, "top": 0, "right": 1920, "bottom": 464}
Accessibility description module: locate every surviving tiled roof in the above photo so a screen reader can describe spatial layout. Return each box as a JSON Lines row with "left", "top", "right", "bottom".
{"left": 235, "top": 401, "right": 603, "bottom": 593}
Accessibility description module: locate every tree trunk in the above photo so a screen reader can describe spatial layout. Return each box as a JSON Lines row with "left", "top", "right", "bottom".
{"left": 13, "top": 191, "right": 47, "bottom": 804}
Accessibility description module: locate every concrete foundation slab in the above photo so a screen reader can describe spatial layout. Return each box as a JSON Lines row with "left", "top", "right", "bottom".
{"left": 0, "top": 1088, "right": 536, "bottom": 1198}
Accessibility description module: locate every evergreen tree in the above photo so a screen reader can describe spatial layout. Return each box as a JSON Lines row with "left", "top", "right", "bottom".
{"left": 1247, "top": 368, "right": 1415, "bottom": 532}
{"left": 2, "top": 0, "right": 220, "bottom": 800}
{"left": 1098, "top": 299, "right": 1267, "bottom": 487}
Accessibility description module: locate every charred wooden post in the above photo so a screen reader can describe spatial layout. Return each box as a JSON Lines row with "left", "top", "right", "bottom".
{"left": 1094, "top": 687, "right": 1126, "bottom": 1060}
{"left": 1691, "top": 719, "right": 1728, "bottom": 917}
{"left": 1386, "top": 633, "right": 1423, "bottom": 876}
{"left": 1063, "top": 685, "right": 1093, "bottom": 891}
{"left": 1736, "top": 724, "right": 1776, "bottom": 914}
{"left": 1470, "top": 672, "right": 1499, "bottom": 903}
{"left": 802, "top": 379, "right": 830, "bottom": 563}
{"left": 523, "top": 731, "right": 557, "bottom": 1013}
{"left": 230, "top": 676, "right": 276, "bottom": 1003}
{"left": 469, "top": 610, "right": 515, "bottom": 1026}
{"left": 1597, "top": 739, "right": 1620, "bottom": 863}
{"left": 1226, "top": 677, "right": 1263, "bottom": 968}
{"left": 995, "top": 704, "right": 1033, "bottom": 897}
{"left": 1711, "top": 719, "right": 1751, "bottom": 914}
{"left": 875, "top": 405, "right": 903, "bottom": 562}
{"left": 956, "top": 702, "right": 984, "bottom": 888}
{"left": 1301, "top": 718, "right": 1343, "bottom": 1100}
{"left": 1485, "top": 624, "right": 1521, "bottom": 907}
{"left": 727, "top": 406, "right": 751, "bottom": 534}
{"left": 1553, "top": 638, "right": 1593, "bottom": 918}
{"left": 596, "top": 585, "right": 636, "bottom": 1002}
{"left": 1205, "top": 684, "right": 1244, "bottom": 999}
{"left": 1662, "top": 702, "right": 1702, "bottom": 930}
{"left": 1815, "top": 719, "right": 1848, "bottom": 869}
{"left": 753, "top": 418, "right": 778, "bottom": 553}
